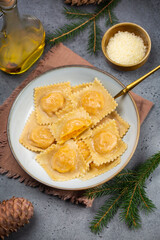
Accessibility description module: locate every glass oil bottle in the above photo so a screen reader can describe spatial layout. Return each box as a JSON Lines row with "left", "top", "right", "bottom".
{"left": 0, "top": 0, "right": 45, "bottom": 74}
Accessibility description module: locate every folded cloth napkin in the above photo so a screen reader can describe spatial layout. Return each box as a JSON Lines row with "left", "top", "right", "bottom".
{"left": 0, "top": 43, "right": 153, "bottom": 207}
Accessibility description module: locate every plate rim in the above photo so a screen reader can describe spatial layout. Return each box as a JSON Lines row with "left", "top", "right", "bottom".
{"left": 7, "top": 65, "right": 140, "bottom": 190}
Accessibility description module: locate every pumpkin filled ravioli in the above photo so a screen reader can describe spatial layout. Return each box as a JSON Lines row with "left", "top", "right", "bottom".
{"left": 36, "top": 140, "right": 87, "bottom": 181}
{"left": 72, "top": 78, "right": 117, "bottom": 125}
{"left": 84, "top": 120, "right": 127, "bottom": 166}
{"left": 19, "top": 78, "right": 130, "bottom": 182}
{"left": 34, "top": 82, "right": 73, "bottom": 125}
{"left": 19, "top": 111, "right": 55, "bottom": 152}
{"left": 49, "top": 107, "right": 92, "bottom": 144}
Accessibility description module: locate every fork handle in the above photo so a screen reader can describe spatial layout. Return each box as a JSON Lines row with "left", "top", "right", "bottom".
{"left": 114, "top": 65, "right": 160, "bottom": 99}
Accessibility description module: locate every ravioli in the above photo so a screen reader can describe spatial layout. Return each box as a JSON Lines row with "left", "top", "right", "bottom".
{"left": 85, "top": 120, "right": 127, "bottom": 166}
{"left": 19, "top": 111, "right": 55, "bottom": 152}
{"left": 36, "top": 140, "right": 87, "bottom": 181}
{"left": 40, "top": 92, "right": 64, "bottom": 117}
{"left": 34, "top": 82, "right": 73, "bottom": 125}
{"left": 49, "top": 107, "right": 92, "bottom": 144}
{"left": 72, "top": 78, "right": 117, "bottom": 125}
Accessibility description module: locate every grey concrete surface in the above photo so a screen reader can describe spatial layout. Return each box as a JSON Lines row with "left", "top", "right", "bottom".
{"left": 0, "top": 0, "right": 160, "bottom": 239}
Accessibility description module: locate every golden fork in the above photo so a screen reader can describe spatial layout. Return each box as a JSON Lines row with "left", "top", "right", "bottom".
{"left": 114, "top": 65, "right": 160, "bottom": 99}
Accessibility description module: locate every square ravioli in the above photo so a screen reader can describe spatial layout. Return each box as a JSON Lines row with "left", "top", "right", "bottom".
{"left": 84, "top": 119, "right": 127, "bottom": 166}
{"left": 97, "top": 111, "right": 130, "bottom": 138}
{"left": 72, "top": 78, "right": 117, "bottom": 125}
{"left": 34, "top": 82, "right": 73, "bottom": 125}
{"left": 49, "top": 107, "right": 92, "bottom": 144}
{"left": 19, "top": 111, "right": 55, "bottom": 152}
{"left": 80, "top": 157, "right": 121, "bottom": 180}
{"left": 36, "top": 140, "right": 87, "bottom": 181}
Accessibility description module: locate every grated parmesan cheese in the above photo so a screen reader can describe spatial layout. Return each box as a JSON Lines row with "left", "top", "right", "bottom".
{"left": 106, "top": 31, "right": 146, "bottom": 65}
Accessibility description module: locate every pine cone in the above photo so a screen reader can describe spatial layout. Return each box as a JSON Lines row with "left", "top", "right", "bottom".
{"left": 0, "top": 197, "right": 34, "bottom": 239}
{"left": 65, "top": 0, "right": 104, "bottom": 6}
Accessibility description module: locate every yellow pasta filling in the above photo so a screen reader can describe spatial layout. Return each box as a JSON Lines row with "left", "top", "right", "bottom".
{"left": 60, "top": 118, "right": 90, "bottom": 141}
{"left": 40, "top": 92, "right": 65, "bottom": 117}
{"left": 93, "top": 131, "right": 117, "bottom": 154}
{"left": 51, "top": 145, "right": 76, "bottom": 173}
{"left": 81, "top": 90, "right": 104, "bottom": 115}
{"left": 29, "top": 126, "right": 55, "bottom": 149}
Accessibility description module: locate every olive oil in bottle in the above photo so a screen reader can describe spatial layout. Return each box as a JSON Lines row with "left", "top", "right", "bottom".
{"left": 0, "top": 0, "right": 45, "bottom": 74}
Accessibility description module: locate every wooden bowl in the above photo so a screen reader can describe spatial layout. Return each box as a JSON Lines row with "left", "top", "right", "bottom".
{"left": 101, "top": 22, "right": 151, "bottom": 71}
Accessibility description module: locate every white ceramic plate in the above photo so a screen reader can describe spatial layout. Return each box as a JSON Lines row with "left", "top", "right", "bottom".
{"left": 7, "top": 66, "right": 140, "bottom": 190}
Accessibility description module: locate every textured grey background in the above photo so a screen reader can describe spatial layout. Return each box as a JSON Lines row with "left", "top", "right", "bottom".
{"left": 0, "top": 0, "right": 160, "bottom": 239}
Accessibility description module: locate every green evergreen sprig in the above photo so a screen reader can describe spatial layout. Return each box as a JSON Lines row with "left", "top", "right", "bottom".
{"left": 46, "top": 0, "right": 120, "bottom": 54}
{"left": 106, "top": 8, "right": 118, "bottom": 26}
{"left": 63, "top": 7, "right": 92, "bottom": 20}
{"left": 85, "top": 152, "right": 160, "bottom": 233}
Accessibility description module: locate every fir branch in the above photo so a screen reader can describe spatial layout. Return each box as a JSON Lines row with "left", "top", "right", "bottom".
{"left": 108, "top": 8, "right": 112, "bottom": 24}
{"left": 87, "top": 152, "right": 160, "bottom": 233}
{"left": 85, "top": 170, "right": 136, "bottom": 199}
{"left": 138, "top": 186, "right": 156, "bottom": 213}
{"left": 114, "top": 169, "right": 136, "bottom": 181}
{"left": 90, "top": 190, "right": 126, "bottom": 233}
{"left": 136, "top": 152, "right": 160, "bottom": 184}
{"left": 125, "top": 184, "right": 138, "bottom": 218}
{"left": 47, "top": 0, "right": 121, "bottom": 54}
{"left": 95, "top": 0, "right": 120, "bottom": 16}
{"left": 49, "top": 21, "right": 90, "bottom": 45}
{"left": 108, "top": 0, "right": 120, "bottom": 10}
{"left": 106, "top": 8, "right": 119, "bottom": 26}
{"left": 116, "top": 170, "right": 135, "bottom": 178}
{"left": 92, "top": 0, "right": 115, "bottom": 20}
{"left": 85, "top": 184, "right": 123, "bottom": 199}
{"left": 120, "top": 185, "right": 141, "bottom": 229}
{"left": 63, "top": 7, "right": 93, "bottom": 20}
{"left": 87, "top": 19, "right": 102, "bottom": 54}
